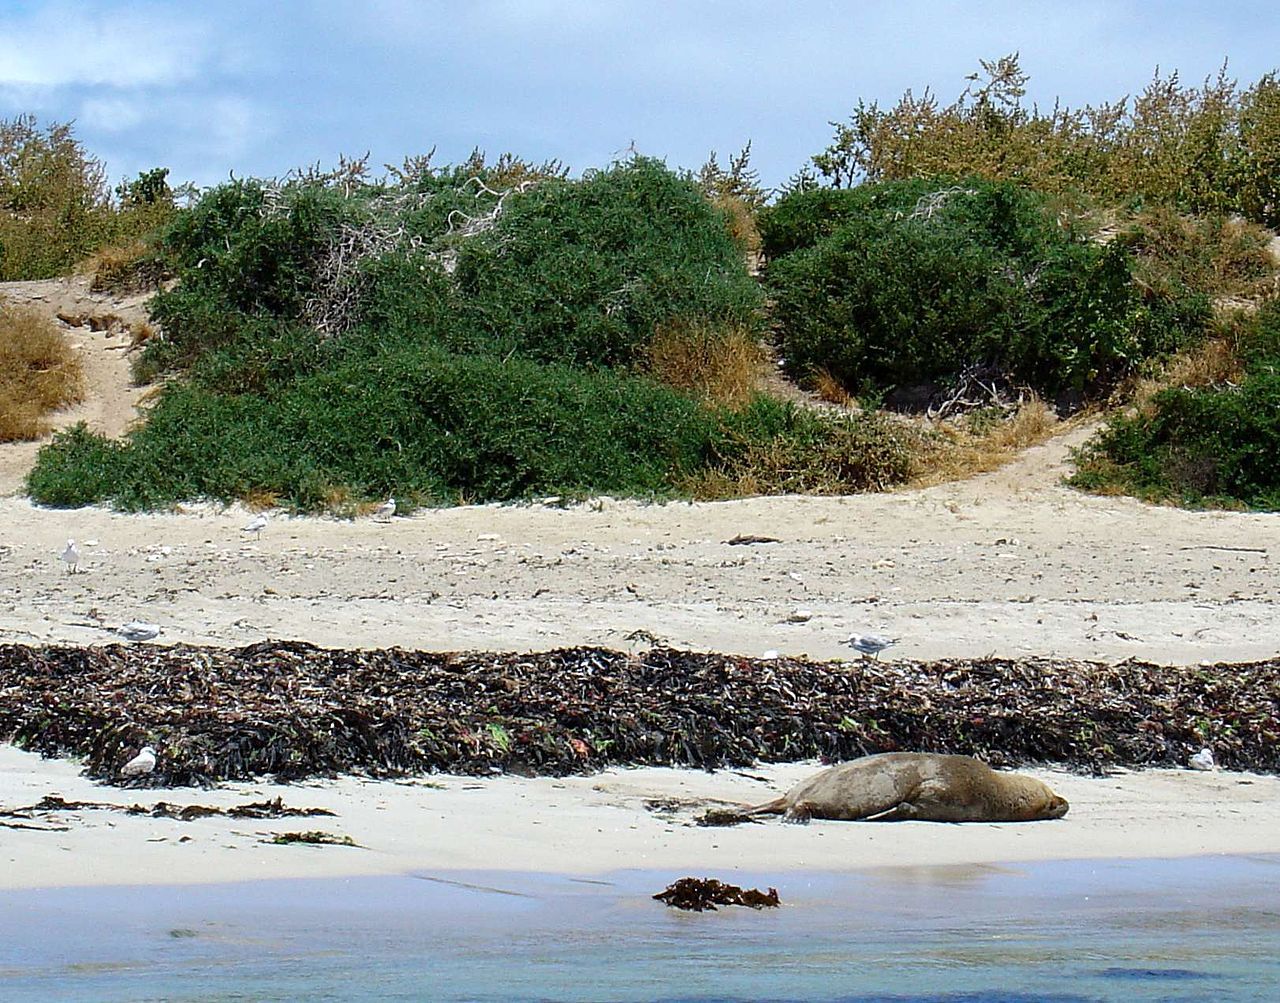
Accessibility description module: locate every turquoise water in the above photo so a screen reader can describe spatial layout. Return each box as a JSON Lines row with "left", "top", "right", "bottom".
{"left": 1, "top": 856, "right": 1278, "bottom": 1001}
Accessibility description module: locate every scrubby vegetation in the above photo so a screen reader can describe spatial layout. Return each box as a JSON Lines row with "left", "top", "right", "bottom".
{"left": 1071, "top": 303, "right": 1280, "bottom": 509}
{"left": 1, "top": 117, "right": 175, "bottom": 282}
{"left": 762, "top": 177, "right": 1207, "bottom": 398}
{"left": 813, "top": 54, "right": 1280, "bottom": 228}
{"left": 27, "top": 155, "right": 911, "bottom": 511}
{"left": 0, "top": 305, "right": 84, "bottom": 442}
{"left": 10, "top": 53, "right": 1280, "bottom": 513}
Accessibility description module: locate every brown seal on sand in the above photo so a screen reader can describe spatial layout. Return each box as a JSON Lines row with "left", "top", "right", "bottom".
{"left": 745, "top": 752, "right": 1069, "bottom": 823}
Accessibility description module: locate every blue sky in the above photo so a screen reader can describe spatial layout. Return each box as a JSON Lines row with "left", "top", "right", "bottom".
{"left": 1, "top": 0, "right": 1277, "bottom": 193}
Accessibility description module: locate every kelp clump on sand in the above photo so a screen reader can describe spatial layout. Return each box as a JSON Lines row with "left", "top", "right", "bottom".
{"left": 0, "top": 641, "right": 1276, "bottom": 787}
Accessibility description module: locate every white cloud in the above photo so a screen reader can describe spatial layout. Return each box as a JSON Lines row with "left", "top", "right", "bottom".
{"left": 79, "top": 96, "right": 148, "bottom": 132}
{"left": 0, "top": 2, "right": 209, "bottom": 88}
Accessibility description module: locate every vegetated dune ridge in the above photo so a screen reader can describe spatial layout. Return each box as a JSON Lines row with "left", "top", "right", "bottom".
{"left": 0, "top": 276, "right": 1277, "bottom": 666}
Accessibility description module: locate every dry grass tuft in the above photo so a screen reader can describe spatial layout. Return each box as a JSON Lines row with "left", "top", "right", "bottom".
{"left": 81, "top": 240, "right": 164, "bottom": 294}
{"left": 906, "top": 399, "right": 1059, "bottom": 487}
{"left": 645, "top": 318, "right": 765, "bottom": 409}
{"left": 241, "top": 488, "right": 281, "bottom": 512}
{"left": 0, "top": 305, "right": 86, "bottom": 442}
{"left": 711, "top": 193, "right": 762, "bottom": 259}
{"left": 811, "top": 368, "right": 854, "bottom": 406}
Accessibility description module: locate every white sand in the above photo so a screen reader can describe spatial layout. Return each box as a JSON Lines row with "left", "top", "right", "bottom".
{"left": 1, "top": 426, "right": 1277, "bottom": 663}
{"left": 3, "top": 745, "right": 1278, "bottom": 890}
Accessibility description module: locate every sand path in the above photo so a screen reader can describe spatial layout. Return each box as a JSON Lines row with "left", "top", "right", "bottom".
{"left": 0, "top": 275, "right": 152, "bottom": 495}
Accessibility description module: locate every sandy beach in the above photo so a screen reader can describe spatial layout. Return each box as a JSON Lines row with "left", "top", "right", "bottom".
{"left": 4, "top": 743, "right": 1279, "bottom": 890}
{"left": 4, "top": 274, "right": 1280, "bottom": 889}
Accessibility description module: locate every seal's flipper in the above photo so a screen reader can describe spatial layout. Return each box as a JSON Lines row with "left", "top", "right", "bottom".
{"left": 782, "top": 802, "right": 814, "bottom": 825}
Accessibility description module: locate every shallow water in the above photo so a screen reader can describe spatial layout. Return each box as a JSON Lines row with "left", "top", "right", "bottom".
{"left": 2, "top": 855, "right": 1278, "bottom": 1001}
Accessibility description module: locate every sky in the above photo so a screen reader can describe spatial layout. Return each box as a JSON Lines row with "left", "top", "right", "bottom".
{"left": 1, "top": 0, "right": 1278, "bottom": 193}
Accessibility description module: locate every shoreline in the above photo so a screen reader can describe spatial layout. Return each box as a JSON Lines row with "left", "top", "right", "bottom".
{"left": 4, "top": 744, "right": 1278, "bottom": 891}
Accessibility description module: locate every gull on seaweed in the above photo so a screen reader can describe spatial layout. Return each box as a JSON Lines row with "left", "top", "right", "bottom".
{"left": 845, "top": 633, "right": 898, "bottom": 660}
{"left": 117, "top": 621, "right": 161, "bottom": 642}
{"left": 121, "top": 746, "right": 157, "bottom": 778}
{"left": 60, "top": 539, "right": 81, "bottom": 574}
{"left": 1189, "top": 747, "right": 1216, "bottom": 771}
{"left": 242, "top": 513, "right": 268, "bottom": 540}
{"left": 374, "top": 497, "right": 396, "bottom": 520}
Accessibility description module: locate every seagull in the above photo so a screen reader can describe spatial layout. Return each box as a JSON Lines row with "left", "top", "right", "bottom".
{"left": 121, "top": 746, "right": 157, "bottom": 777}
{"left": 1189, "top": 747, "right": 1215, "bottom": 771}
{"left": 242, "top": 513, "right": 268, "bottom": 539}
{"left": 845, "top": 633, "right": 899, "bottom": 660}
{"left": 118, "top": 621, "right": 161, "bottom": 642}
{"left": 374, "top": 497, "right": 396, "bottom": 520}
{"left": 60, "top": 539, "right": 81, "bottom": 574}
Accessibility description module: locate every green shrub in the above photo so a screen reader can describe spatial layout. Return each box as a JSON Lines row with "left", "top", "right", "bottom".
{"left": 766, "top": 178, "right": 1201, "bottom": 396}
{"left": 452, "top": 157, "right": 763, "bottom": 367}
{"left": 29, "top": 346, "right": 727, "bottom": 510}
{"left": 758, "top": 180, "right": 937, "bottom": 259}
{"left": 1071, "top": 303, "right": 1280, "bottom": 509}
{"left": 0, "top": 118, "right": 177, "bottom": 280}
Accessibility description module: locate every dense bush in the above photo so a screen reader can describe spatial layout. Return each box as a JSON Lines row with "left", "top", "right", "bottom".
{"left": 30, "top": 155, "right": 917, "bottom": 510}
{"left": 29, "top": 348, "right": 723, "bottom": 510}
{"left": 450, "top": 158, "right": 763, "bottom": 367}
{"left": 28, "top": 346, "right": 909, "bottom": 510}
{"left": 765, "top": 178, "right": 1205, "bottom": 396}
{"left": 1070, "top": 304, "right": 1280, "bottom": 510}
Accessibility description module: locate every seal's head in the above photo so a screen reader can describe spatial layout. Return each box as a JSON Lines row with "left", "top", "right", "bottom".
{"left": 1045, "top": 793, "right": 1069, "bottom": 819}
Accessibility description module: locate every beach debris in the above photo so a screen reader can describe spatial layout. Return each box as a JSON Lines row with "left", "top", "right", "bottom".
{"left": 267, "top": 830, "right": 357, "bottom": 846}
{"left": 653, "top": 877, "right": 779, "bottom": 912}
{"left": 121, "top": 746, "right": 157, "bottom": 777}
{"left": 624, "top": 628, "right": 664, "bottom": 648}
{"left": 374, "top": 497, "right": 396, "bottom": 520}
{"left": 0, "top": 794, "right": 335, "bottom": 823}
{"left": 725, "top": 534, "right": 780, "bottom": 546}
{"left": 845, "top": 633, "right": 898, "bottom": 659}
{"left": 117, "top": 622, "right": 161, "bottom": 643}
{"left": 696, "top": 807, "right": 760, "bottom": 827}
{"left": 60, "top": 539, "right": 80, "bottom": 574}
{"left": 242, "top": 513, "right": 268, "bottom": 539}
{"left": 0, "top": 641, "right": 1277, "bottom": 787}
{"left": 1189, "top": 747, "right": 1216, "bottom": 771}
{"left": 785, "top": 609, "right": 813, "bottom": 624}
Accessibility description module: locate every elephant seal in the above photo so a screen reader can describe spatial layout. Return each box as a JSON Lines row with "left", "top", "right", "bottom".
{"left": 746, "top": 753, "right": 1068, "bottom": 823}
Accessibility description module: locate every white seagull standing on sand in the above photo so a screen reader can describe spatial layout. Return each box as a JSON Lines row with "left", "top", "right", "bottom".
{"left": 117, "top": 621, "right": 162, "bottom": 642}
{"left": 60, "top": 539, "right": 81, "bottom": 574}
{"left": 242, "top": 513, "right": 268, "bottom": 539}
{"left": 1189, "top": 747, "right": 1216, "bottom": 771}
{"left": 374, "top": 497, "right": 396, "bottom": 520}
{"left": 845, "top": 633, "right": 899, "bottom": 660}
{"left": 121, "top": 746, "right": 157, "bottom": 778}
